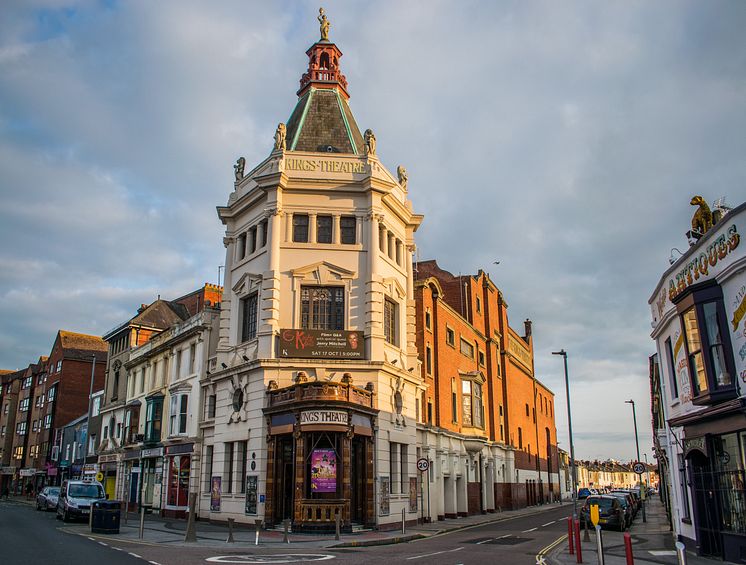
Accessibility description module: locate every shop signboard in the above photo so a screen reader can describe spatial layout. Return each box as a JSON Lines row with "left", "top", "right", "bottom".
{"left": 0, "top": 467, "right": 16, "bottom": 475}
{"left": 300, "top": 410, "right": 349, "bottom": 426}
{"left": 245, "top": 475, "right": 258, "bottom": 515}
{"left": 210, "top": 476, "right": 221, "bottom": 512}
{"left": 19, "top": 468, "right": 35, "bottom": 477}
{"left": 279, "top": 329, "right": 364, "bottom": 359}
{"left": 310, "top": 449, "right": 337, "bottom": 493}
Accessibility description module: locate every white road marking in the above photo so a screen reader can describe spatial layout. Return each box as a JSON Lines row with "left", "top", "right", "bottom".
{"left": 98, "top": 541, "right": 108, "bottom": 546}
{"left": 128, "top": 553, "right": 142, "bottom": 558}
{"left": 149, "top": 561, "right": 162, "bottom": 565}
{"left": 523, "top": 527, "right": 537, "bottom": 532}
{"left": 406, "top": 547, "right": 464, "bottom": 560}
{"left": 542, "top": 521, "right": 555, "bottom": 527}
{"left": 477, "top": 534, "right": 512, "bottom": 545}
{"left": 648, "top": 550, "right": 676, "bottom": 556}
{"left": 498, "top": 534, "right": 511, "bottom": 538}
{"left": 112, "top": 547, "right": 123, "bottom": 551}
{"left": 87, "top": 537, "right": 95, "bottom": 541}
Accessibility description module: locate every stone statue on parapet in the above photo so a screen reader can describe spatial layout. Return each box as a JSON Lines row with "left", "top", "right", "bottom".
{"left": 691, "top": 195, "right": 713, "bottom": 236}
{"left": 274, "top": 123, "right": 287, "bottom": 151}
{"left": 318, "top": 8, "right": 330, "bottom": 41}
{"left": 234, "top": 157, "right": 246, "bottom": 181}
{"left": 364, "top": 129, "right": 376, "bottom": 156}
{"left": 397, "top": 165, "right": 408, "bottom": 191}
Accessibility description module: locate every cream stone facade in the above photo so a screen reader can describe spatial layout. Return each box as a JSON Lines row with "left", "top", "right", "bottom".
{"left": 200, "top": 26, "right": 423, "bottom": 531}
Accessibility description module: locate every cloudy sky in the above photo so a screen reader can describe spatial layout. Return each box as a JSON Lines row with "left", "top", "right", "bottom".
{"left": 2, "top": 0, "right": 745, "bottom": 461}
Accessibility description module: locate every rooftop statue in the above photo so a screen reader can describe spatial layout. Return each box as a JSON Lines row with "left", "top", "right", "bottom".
{"left": 397, "top": 165, "right": 408, "bottom": 191}
{"left": 274, "top": 123, "right": 287, "bottom": 151}
{"left": 364, "top": 129, "right": 376, "bottom": 156}
{"left": 691, "top": 195, "right": 713, "bottom": 236}
{"left": 318, "top": 7, "right": 330, "bottom": 41}
{"left": 234, "top": 157, "right": 246, "bottom": 182}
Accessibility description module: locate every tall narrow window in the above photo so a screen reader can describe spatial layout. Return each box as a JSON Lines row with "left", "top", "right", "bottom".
{"left": 260, "top": 219, "right": 268, "bottom": 247}
{"left": 225, "top": 442, "right": 235, "bottom": 493}
{"left": 682, "top": 307, "right": 708, "bottom": 394}
{"left": 241, "top": 293, "right": 258, "bottom": 341}
{"left": 462, "top": 380, "right": 473, "bottom": 426}
{"left": 340, "top": 216, "right": 356, "bottom": 244}
{"left": 189, "top": 344, "right": 196, "bottom": 374}
{"left": 518, "top": 427, "right": 523, "bottom": 449}
{"left": 237, "top": 233, "right": 247, "bottom": 260}
{"left": 451, "top": 378, "right": 458, "bottom": 423}
{"left": 204, "top": 445, "right": 213, "bottom": 492}
{"left": 664, "top": 337, "right": 679, "bottom": 398}
{"left": 301, "top": 286, "right": 344, "bottom": 330}
{"left": 384, "top": 298, "right": 398, "bottom": 345}
{"left": 249, "top": 226, "right": 257, "bottom": 254}
{"left": 425, "top": 345, "right": 432, "bottom": 374}
{"left": 293, "top": 214, "right": 309, "bottom": 242}
{"left": 239, "top": 441, "right": 248, "bottom": 493}
{"left": 702, "top": 302, "right": 730, "bottom": 386}
{"left": 316, "top": 215, "right": 332, "bottom": 243}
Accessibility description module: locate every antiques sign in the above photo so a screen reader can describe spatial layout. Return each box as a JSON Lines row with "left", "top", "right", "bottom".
{"left": 300, "top": 410, "right": 349, "bottom": 426}
{"left": 279, "top": 329, "right": 363, "bottom": 359}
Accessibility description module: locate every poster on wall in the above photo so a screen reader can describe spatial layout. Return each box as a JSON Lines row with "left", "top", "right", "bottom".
{"left": 210, "top": 476, "right": 221, "bottom": 512}
{"left": 279, "top": 329, "right": 364, "bottom": 359}
{"left": 310, "top": 449, "right": 337, "bottom": 493}
{"left": 379, "top": 476, "right": 390, "bottom": 516}
{"left": 409, "top": 476, "right": 418, "bottom": 512}
{"left": 245, "top": 475, "right": 258, "bottom": 515}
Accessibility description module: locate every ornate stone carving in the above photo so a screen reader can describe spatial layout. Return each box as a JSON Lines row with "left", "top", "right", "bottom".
{"left": 267, "top": 380, "right": 278, "bottom": 391}
{"left": 691, "top": 195, "right": 713, "bottom": 235}
{"left": 234, "top": 157, "right": 246, "bottom": 182}
{"left": 364, "top": 129, "right": 376, "bottom": 156}
{"left": 295, "top": 371, "right": 309, "bottom": 384}
{"left": 397, "top": 165, "right": 408, "bottom": 191}
{"left": 341, "top": 372, "right": 352, "bottom": 385}
{"left": 274, "top": 123, "right": 287, "bottom": 151}
{"left": 318, "top": 7, "right": 330, "bottom": 41}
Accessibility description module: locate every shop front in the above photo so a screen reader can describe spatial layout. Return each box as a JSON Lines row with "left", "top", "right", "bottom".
{"left": 164, "top": 443, "right": 192, "bottom": 518}
{"left": 123, "top": 449, "right": 141, "bottom": 510}
{"left": 141, "top": 446, "right": 164, "bottom": 511}
{"left": 263, "top": 379, "right": 377, "bottom": 532}
{"left": 679, "top": 404, "right": 746, "bottom": 562}
{"left": 98, "top": 452, "right": 120, "bottom": 500}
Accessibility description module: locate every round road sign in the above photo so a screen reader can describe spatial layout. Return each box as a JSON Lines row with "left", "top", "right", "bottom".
{"left": 633, "top": 462, "right": 645, "bottom": 475}
{"left": 416, "top": 458, "right": 429, "bottom": 472}
{"left": 95, "top": 472, "right": 104, "bottom": 482}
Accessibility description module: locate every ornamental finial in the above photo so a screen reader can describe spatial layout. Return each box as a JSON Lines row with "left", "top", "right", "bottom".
{"left": 318, "top": 8, "right": 330, "bottom": 41}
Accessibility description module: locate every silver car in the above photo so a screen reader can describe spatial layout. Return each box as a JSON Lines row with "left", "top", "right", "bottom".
{"left": 36, "top": 486, "right": 60, "bottom": 511}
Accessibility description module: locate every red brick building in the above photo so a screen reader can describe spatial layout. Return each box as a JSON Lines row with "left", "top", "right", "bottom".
{"left": 414, "top": 260, "right": 559, "bottom": 517}
{"left": 0, "top": 368, "right": 24, "bottom": 493}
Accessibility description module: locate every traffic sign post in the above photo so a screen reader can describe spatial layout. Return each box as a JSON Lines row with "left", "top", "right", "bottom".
{"left": 632, "top": 462, "right": 645, "bottom": 475}
{"left": 416, "top": 458, "right": 429, "bottom": 472}
{"left": 416, "top": 458, "right": 430, "bottom": 524}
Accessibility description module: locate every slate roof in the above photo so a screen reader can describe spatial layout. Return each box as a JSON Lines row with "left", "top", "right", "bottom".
{"left": 286, "top": 89, "right": 365, "bottom": 154}
{"left": 59, "top": 330, "right": 108, "bottom": 363}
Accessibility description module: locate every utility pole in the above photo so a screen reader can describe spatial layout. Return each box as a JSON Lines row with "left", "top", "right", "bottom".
{"left": 625, "top": 399, "right": 646, "bottom": 523}
{"left": 82, "top": 354, "right": 96, "bottom": 462}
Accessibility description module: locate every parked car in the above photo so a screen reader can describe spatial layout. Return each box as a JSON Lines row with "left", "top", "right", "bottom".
{"left": 580, "top": 495, "right": 626, "bottom": 531}
{"left": 36, "top": 486, "right": 60, "bottom": 511}
{"left": 611, "top": 490, "right": 639, "bottom": 516}
{"left": 607, "top": 492, "right": 634, "bottom": 527}
{"left": 56, "top": 480, "right": 107, "bottom": 522}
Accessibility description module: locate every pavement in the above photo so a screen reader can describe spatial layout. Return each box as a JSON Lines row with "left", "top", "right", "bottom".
{"left": 545, "top": 497, "right": 732, "bottom": 565}
{"left": 5, "top": 493, "right": 573, "bottom": 549}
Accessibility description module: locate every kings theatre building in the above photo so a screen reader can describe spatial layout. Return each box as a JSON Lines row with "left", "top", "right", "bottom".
{"left": 200, "top": 15, "right": 424, "bottom": 531}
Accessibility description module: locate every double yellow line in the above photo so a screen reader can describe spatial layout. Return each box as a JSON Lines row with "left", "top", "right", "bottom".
{"left": 535, "top": 534, "right": 568, "bottom": 564}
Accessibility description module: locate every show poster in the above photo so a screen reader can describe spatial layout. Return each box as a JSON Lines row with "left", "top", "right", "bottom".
{"left": 245, "top": 475, "right": 258, "bottom": 515}
{"left": 409, "top": 476, "right": 418, "bottom": 512}
{"left": 210, "top": 476, "right": 221, "bottom": 512}
{"left": 279, "top": 329, "right": 364, "bottom": 359}
{"left": 310, "top": 449, "right": 337, "bottom": 493}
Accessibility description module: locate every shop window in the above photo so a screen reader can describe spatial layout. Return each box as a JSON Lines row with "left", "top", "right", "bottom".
{"left": 676, "top": 282, "right": 736, "bottom": 404}
{"left": 170, "top": 394, "right": 188, "bottom": 436}
{"left": 384, "top": 298, "right": 398, "bottom": 346}
{"left": 145, "top": 396, "right": 163, "bottom": 444}
{"left": 317, "top": 215, "right": 332, "bottom": 243}
{"left": 301, "top": 286, "right": 344, "bottom": 330}
{"left": 340, "top": 216, "right": 356, "bottom": 244}
{"left": 293, "top": 214, "right": 309, "bottom": 243}
{"left": 241, "top": 293, "right": 259, "bottom": 342}
{"left": 167, "top": 455, "right": 190, "bottom": 508}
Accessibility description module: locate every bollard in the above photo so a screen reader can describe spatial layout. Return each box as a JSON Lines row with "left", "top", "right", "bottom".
{"left": 139, "top": 505, "right": 145, "bottom": 539}
{"left": 254, "top": 519, "right": 262, "bottom": 546}
{"left": 335, "top": 511, "right": 341, "bottom": 541}
{"left": 226, "top": 518, "right": 235, "bottom": 543}
{"left": 185, "top": 492, "right": 198, "bottom": 542}
{"left": 283, "top": 519, "right": 290, "bottom": 544}
{"left": 584, "top": 517, "right": 590, "bottom": 542}
{"left": 574, "top": 519, "right": 583, "bottom": 563}
{"left": 624, "top": 532, "right": 634, "bottom": 565}
{"left": 595, "top": 525, "right": 605, "bottom": 565}
{"left": 567, "top": 517, "right": 575, "bottom": 555}
{"left": 675, "top": 541, "right": 687, "bottom": 565}
{"left": 402, "top": 508, "right": 406, "bottom": 534}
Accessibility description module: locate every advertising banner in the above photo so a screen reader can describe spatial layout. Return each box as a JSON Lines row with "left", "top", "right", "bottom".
{"left": 210, "top": 476, "right": 221, "bottom": 512}
{"left": 310, "top": 449, "right": 337, "bottom": 493}
{"left": 279, "top": 329, "right": 364, "bottom": 359}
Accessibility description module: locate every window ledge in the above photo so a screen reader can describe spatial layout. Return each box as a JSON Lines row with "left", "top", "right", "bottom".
{"left": 691, "top": 387, "right": 738, "bottom": 406}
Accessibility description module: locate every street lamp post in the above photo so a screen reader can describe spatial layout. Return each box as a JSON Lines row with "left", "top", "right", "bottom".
{"left": 82, "top": 354, "right": 96, "bottom": 462}
{"left": 552, "top": 349, "right": 578, "bottom": 518}
{"left": 625, "top": 399, "right": 646, "bottom": 523}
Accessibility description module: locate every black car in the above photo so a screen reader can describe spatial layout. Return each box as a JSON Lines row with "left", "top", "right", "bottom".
{"left": 607, "top": 492, "right": 634, "bottom": 527}
{"left": 580, "top": 495, "right": 626, "bottom": 531}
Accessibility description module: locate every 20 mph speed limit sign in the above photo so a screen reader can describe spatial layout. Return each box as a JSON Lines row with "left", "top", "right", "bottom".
{"left": 417, "top": 458, "right": 429, "bottom": 472}
{"left": 633, "top": 462, "right": 645, "bottom": 475}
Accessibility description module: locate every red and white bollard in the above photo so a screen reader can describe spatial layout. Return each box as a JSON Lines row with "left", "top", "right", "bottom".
{"left": 574, "top": 518, "right": 583, "bottom": 563}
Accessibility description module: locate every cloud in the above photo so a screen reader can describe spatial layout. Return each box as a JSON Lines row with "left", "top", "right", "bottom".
{"left": 1, "top": 0, "right": 745, "bottom": 460}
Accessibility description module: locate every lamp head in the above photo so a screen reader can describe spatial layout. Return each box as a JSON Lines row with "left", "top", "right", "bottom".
{"left": 551, "top": 350, "right": 566, "bottom": 357}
